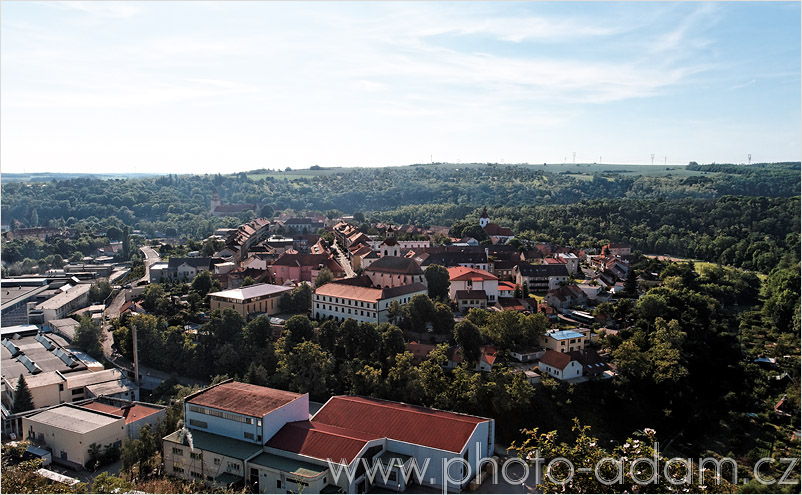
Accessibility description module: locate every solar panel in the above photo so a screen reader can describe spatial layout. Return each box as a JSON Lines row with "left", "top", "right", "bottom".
{"left": 2, "top": 339, "right": 21, "bottom": 357}
{"left": 18, "top": 355, "right": 42, "bottom": 374}
{"left": 34, "top": 333, "right": 55, "bottom": 350}
{"left": 52, "top": 348, "right": 79, "bottom": 368}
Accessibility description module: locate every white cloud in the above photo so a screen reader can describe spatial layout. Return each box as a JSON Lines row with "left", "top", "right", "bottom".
{"left": 44, "top": 1, "right": 140, "bottom": 18}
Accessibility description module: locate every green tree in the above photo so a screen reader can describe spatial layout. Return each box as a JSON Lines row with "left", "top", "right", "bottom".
{"left": 453, "top": 320, "right": 481, "bottom": 365}
{"left": 275, "top": 340, "right": 333, "bottom": 401}
{"left": 12, "top": 375, "right": 35, "bottom": 413}
{"left": 74, "top": 315, "right": 103, "bottom": 360}
{"left": 91, "top": 472, "right": 134, "bottom": 493}
{"left": 190, "top": 270, "right": 216, "bottom": 298}
{"left": 424, "top": 264, "right": 450, "bottom": 301}
{"left": 241, "top": 276, "right": 256, "bottom": 287}
{"left": 314, "top": 268, "right": 335, "bottom": 287}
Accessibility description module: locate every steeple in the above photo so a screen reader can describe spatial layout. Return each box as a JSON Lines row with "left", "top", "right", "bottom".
{"left": 479, "top": 207, "right": 490, "bottom": 228}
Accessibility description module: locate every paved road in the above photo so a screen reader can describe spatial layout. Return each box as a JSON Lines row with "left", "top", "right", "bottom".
{"left": 139, "top": 245, "right": 161, "bottom": 283}
{"left": 332, "top": 241, "right": 356, "bottom": 278}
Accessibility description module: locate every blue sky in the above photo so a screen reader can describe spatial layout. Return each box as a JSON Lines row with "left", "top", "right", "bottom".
{"left": 1, "top": 1, "right": 799, "bottom": 173}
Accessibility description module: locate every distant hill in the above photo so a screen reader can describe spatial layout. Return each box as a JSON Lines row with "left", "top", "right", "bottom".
{"left": 1, "top": 172, "right": 162, "bottom": 183}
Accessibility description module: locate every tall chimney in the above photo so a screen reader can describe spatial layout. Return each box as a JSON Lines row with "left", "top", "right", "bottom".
{"left": 132, "top": 325, "right": 140, "bottom": 387}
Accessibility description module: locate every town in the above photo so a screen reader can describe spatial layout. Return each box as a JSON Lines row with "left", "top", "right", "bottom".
{"left": 2, "top": 193, "right": 799, "bottom": 493}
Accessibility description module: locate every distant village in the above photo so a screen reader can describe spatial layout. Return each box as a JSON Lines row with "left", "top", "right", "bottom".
{"left": 2, "top": 200, "right": 650, "bottom": 493}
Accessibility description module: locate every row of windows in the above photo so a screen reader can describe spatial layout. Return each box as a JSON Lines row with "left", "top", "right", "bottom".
{"left": 316, "top": 304, "right": 377, "bottom": 319}
{"left": 188, "top": 405, "right": 253, "bottom": 424}
{"left": 316, "top": 296, "right": 377, "bottom": 309}
{"left": 189, "top": 419, "right": 208, "bottom": 429}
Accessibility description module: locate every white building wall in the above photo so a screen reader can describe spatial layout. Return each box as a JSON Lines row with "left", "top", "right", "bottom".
{"left": 184, "top": 405, "right": 262, "bottom": 444}
{"left": 261, "top": 395, "right": 309, "bottom": 442}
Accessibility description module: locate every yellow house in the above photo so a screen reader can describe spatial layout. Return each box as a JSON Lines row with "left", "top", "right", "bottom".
{"left": 208, "top": 284, "right": 294, "bottom": 318}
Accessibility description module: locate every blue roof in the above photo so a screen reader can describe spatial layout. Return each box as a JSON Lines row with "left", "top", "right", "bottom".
{"left": 547, "top": 330, "right": 584, "bottom": 340}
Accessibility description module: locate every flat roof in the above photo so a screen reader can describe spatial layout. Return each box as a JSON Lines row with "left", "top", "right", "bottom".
{"left": 1, "top": 285, "right": 49, "bottom": 310}
{"left": 35, "top": 284, "right": 91, "bottom": 310}
{"left": 86, "top": 379, "right": 137, "bottom": 397}
{"left": 249, "top": 452, "right": 327, "bottom": 478}
{"left": 2, "top": 334, "right": 88, "bottom": 383}
{"left": 163, "top": 429, "right": 262, "bottom": 461}
{"left": 546, "top": 330, "right": 585, "bottom": 340}
{"left": 208, "top": 283, "right": 292, "bottom": 301}
{"left": 26, "top": 405, "right": 123, "bottom": 434}
{"left": 186, "top": 381, "right": 303, "bottom": 418}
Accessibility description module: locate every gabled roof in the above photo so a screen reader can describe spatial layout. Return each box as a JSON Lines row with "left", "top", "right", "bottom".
{"left": 447, "top": 266, "right": 498, "bottom": 282}
{"left": 406, "top": 342, "right": 435, "bottom": 363}
{"left": 80, "top": 401, "right": 163, "bottom": 425}
{"left": 315, "top": 280, "right": 426, "bottom": 303}
{"left": 455, "top": 290, "right": 487, "bottom": 300}
{"left": 186, "top": 381, "right": 304, "bottom": 418}
{"left": 266, "top": 420, "right": 377, "bottom": 465}
{"left": 311, "top": 396, "right": 488, "bottom": 454}
{"left": 272, "top": 253, "right": 332, "bottom": 267}
{"left": 539, "top": 350, "right": 576, "bottom": 370}
{"left": 166, "top": 257, "right": 218, "bottom": 270}
{"left": 365, "top": 256, "right": 423, "bottom": 275}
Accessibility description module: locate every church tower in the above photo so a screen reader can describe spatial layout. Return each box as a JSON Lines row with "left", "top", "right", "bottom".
{"left": 210, "top": 194, "right": 222, "bottom": 215}
{"left": 380, "top": 225, "right": 400, "bottom": 257}
{"left": 479, "top": 207, "right": 490, "bottom": 228}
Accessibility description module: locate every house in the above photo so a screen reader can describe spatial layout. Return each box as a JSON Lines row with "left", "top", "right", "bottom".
{"left": 445, "top": 345, "right": 498, "bottom": 372}
{"left": 544, "top": 285, "right": 588, "bottom": 310}
{"left": 497, "top": 281, "right": 519, "bottom": 299}
{"left": 313, "top": 277, "right": 427, "bottom": 324}
{"left": 162, "top": 380, "right": 495, "bottom": 493}
{"left": 22, "top": 404, "right": 126, "bottom": 469}
{"left": 512, "top": 263, "right": 569, "bottom": 292}
{"left": 538, "top": 350, "right": 583, "bottom": 381}
{"left": 510, "top": 348, "right": 541, "bottom": 363}
{"left": 490, "top": 260, "right": 518, "bottom": 281}
{"left": 541, "top": 329, "right": 586, "bottom": 352}
{"left": 495, "top": 297, "right": 538, "bottom": 314}
{"left": 405, "top": 342, "right": 435, "bottom": 365}
{"left": 364, "top": 257, "right": 427, "bottom": 289}
{"left": 283, "top": 218, "right": 324, "bottom": 234}
{"left": 349, "top": 244, "right": 376, "bottom": 271}
{"left": 208, "top": 284, "right": 294, "bottom": 318}
{"left": 378, "top": 226, "right": 401, "bottom": 257}
{"left": 556, "top": 253, "right": 580, "bottom": 276}
{"left": 270, "top": 253, "right": 345, "bottom": 285}
{"left": 602, "top": 243, "right": 631, "bottom": 257}
{"left": 163, "top": 257, "right": 221, "bottom": 282}
{"left": 447, "top": 267, "right": 499, "bottom": 305}
{"left": 225, "top": 219, "right": 271, "bottom": 262}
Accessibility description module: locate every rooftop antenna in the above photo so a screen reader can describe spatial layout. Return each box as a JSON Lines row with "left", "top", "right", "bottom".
{"left": 748, "top": 153, "right": 751, "bottom": 165}
{"left": 651, "top": 154, "right": 655, "bottom": 166}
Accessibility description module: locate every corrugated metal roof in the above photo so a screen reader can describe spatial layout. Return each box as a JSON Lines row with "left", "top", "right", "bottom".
{"left": 208, "top": 284, "right": 293, "bottom": 301}
{"left": 186, "top": 381, "right": 304, "bottom": 418}
{"left": 311, "top": 396, "right": 489, "bottom": 454}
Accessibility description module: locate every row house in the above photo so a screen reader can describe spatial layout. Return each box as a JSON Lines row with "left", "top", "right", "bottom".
{"left": 313, "top": 277, "right": 427, "bottom": 324}
{"left": 513, "top": 263, "right": 570, "bottom": 292}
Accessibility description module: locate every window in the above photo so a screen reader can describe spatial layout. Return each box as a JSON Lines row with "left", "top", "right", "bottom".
{"left": 189, "top": 419, "right": 208, "bottom": 428}
{"left": 191, "top": 471, "right": 203, "bottom": 478}
{"left": 172, "top": 447, "right": 184, "bottom": 455}
{"left": 173, "top": 466, "right": 184, "bottom": 473}
{"left": 276, "top": 480, "right": 282, "bottom": 489}
{"left": 71, "top": 388, "right": 83, "bottom": 395}
{"left": 214, "top": 458, "right": 221, "bottom": 466}
{"left": 244, "top": 432, "right": 254, "bottom": 440}
{"left": 58, "top": 384, "right": 64, "bottom": 392}
{"left": 190, "top": 452, "right": 202, "bottom": 460}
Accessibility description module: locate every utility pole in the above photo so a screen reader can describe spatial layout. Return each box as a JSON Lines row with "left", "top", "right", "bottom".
{"left": 132, "top": 325, "right": 140, "bottom": 387}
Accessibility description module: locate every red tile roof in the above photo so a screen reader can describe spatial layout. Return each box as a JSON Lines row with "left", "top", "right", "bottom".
{"left": 266, "top": 420, "right": 377, "bottom": 464}
{"left": 81, "top": 401, "right": 162, "bottom": 425}
{"left": 311, "top": 396, "right": 488, "bottom": 454}
{"left": 186, "top": 381, "right": 303, "bottom": 418}
{"left": 539, "top": 350, "right": 575, "bottom": 370}
{"left": 447, "top": 266, "right": 498, "bottom": 282}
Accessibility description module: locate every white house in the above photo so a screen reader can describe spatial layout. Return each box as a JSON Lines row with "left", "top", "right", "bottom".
{"left": 538, "top": 350, "right": 583, "bottom": 381}
{"left": 446, "top": 267, "right": 499, "bottom": 305}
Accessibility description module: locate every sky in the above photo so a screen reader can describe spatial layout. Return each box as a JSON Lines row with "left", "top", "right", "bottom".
{"left": 1, "top": 1, "right": 800, "bottom": 174}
